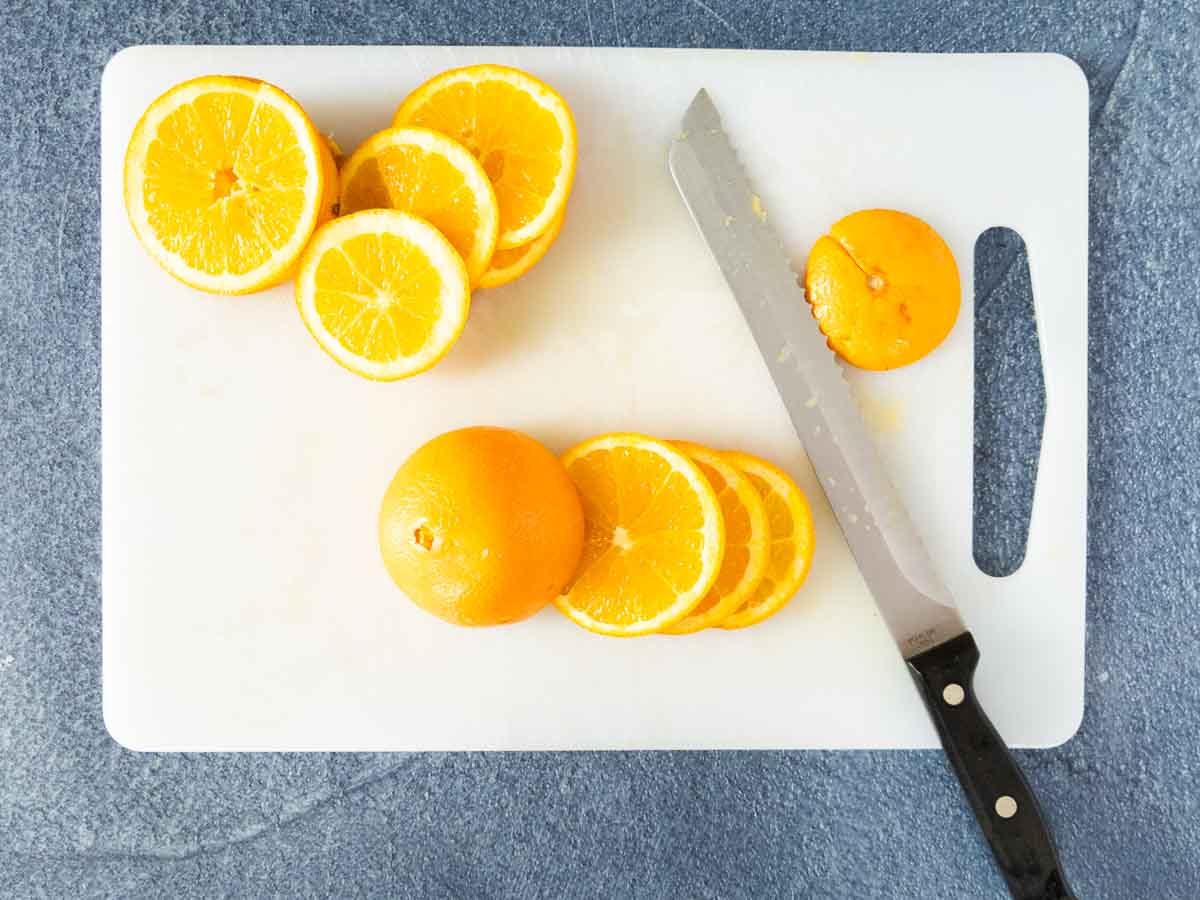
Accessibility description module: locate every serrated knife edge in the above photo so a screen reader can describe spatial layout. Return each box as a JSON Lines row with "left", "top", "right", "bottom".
{"left": 668, "top": 88, "right": 962, "bottom": 658}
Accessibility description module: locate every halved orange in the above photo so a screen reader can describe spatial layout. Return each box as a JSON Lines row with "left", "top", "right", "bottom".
{"left": 664, "top": 442, "right": 770, "bottom": 634}
{"left": 124, "top": 75, "right": 336, "bottom": 295}
{"left": 804, "top": 209, "right": 960, "bottom": 370}
{"left": 393, "top": 64, "right": 576, "bottom": 249}
{"left": 339, "top": 127, "right": 499, "bottom": 286}
{"left": 378, "top": 426, "right": 584, "bottom": 627}
{"left": 718, "top": 452, "right": 815, "bottom": 629}
{"left": 556, "top": 434, "right": 725, "bottom": 637}
{"left": 294, "top": 209, "right": 470, "bottom": 381}
{"left": 477, "top": 208, "right": 565, "bottom": 290}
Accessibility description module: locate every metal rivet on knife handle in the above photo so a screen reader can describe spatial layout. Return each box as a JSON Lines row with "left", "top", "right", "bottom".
{"left": 942, "top": 683, "right": 965, "bottom": 706}
{"left": 995, "top": 796, "right": 1019, "bottom": 819}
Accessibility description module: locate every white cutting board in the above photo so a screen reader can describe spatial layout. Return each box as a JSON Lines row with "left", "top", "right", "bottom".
{"left": 101, "top": 46, "right": 1087, "bottom": 751}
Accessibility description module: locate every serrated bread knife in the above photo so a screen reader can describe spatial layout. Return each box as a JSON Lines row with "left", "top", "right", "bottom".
{"left": 669, "top": 89, "right": 1075, "bottom": 900}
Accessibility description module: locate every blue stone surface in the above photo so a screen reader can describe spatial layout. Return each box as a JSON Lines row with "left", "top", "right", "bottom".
{"left": 1, "top": 1, "right": 1198, "bottom": 897}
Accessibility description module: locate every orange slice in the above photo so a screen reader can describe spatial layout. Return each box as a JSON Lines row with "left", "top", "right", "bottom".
{"left": 294, "top": 209, "right": 470, "bottom": 381}
{"left": 393, "top": 64, "right": 576, "bottom": 249}
{"left": 804, "top": 208, "right": 960, "bottom": 370}
{"left": 339, "top": 127, "right": 499, "bottom": 286}
{"left": 556, "top": 434, "right": 725, "bottom": 637}
{"left": 477, "top": 208, "right": 565, "bottom": 289}
{"left": 664, "top": 442, "right": 770, "bottom": 635}
{"left": 718, "top": 452, "right": 815, "bottom": 630}
{"left": 124, "top": 75, "right": 334, "bottom": 295}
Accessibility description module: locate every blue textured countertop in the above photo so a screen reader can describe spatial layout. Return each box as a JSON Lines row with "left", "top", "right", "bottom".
{"left": 2, "top": 2, "right": 1199, "bottom": 897}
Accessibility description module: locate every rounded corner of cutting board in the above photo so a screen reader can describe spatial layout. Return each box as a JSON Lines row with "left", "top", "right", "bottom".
{"left": 102, "top": 45, "right": 160, "bottom": 96}
{"left": 1035, "top": 679, "right": 1087, "bottom": 749}
{"left": 102, "top": 694, "right": 153, "bottom": 754}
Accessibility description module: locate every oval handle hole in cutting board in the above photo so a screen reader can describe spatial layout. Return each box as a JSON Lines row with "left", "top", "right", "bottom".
{"left": 973, "top": 227, "right": 1045, "bottom": 577}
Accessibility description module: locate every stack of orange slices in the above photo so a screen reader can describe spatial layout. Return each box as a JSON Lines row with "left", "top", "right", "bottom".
{"left": 124, "top": 65, "right": 577, "bottom": 382}
{"left": 301, "top": 64, "right": 577, "bottom": 380}
{"left": 556, "top": 434, "right": 815, "bottom": 637}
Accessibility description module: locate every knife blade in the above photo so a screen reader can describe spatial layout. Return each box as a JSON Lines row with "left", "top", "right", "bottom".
{"left": 670, "top": 89, "right": 961, "bottom": 661}
{"left": 669, "top": 88, "right": 1076, "bottom": 900}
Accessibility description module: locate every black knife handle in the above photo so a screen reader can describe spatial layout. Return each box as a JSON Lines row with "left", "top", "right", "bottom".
{"left": 907, "top": 632, "right": 1077, "bottom": 900}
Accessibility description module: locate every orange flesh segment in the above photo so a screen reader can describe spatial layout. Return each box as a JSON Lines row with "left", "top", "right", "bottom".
{"left": 311, "top": 232, "right": 442, "bottom": 362}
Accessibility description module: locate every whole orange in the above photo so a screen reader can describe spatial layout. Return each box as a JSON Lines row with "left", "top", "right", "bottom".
{"left": 804, "top": 209, "right": 960, "bottom": 370}
{"left": 378, "top": 426, "right": 584, "bottom": 626}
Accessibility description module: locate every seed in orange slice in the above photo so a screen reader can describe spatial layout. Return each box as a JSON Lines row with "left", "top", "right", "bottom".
{"left": 477, "top": 208, "right": 565, "bottom": 290}
{"left": 124, "top": 75, "right": 334, "bottom": 295}
{"left": 717, "top": 451, "right": 815, "bottom": 630}
{"left": 804, "top": 209, "right": 960, "bottom": 370}
{"left": 393, "top": 64, "right": 576, "bottom": 249}
{"left": 294, "top": 209, "right": 470, "bottom": 381}
{"left": 664, "top": 442, "right": 770, "bottom": 635}
{"left": 556, "top": 434, "right": 725, "bottom": 637}
{"left": 339, "top": 127, "right": 499, "bottom": 286}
